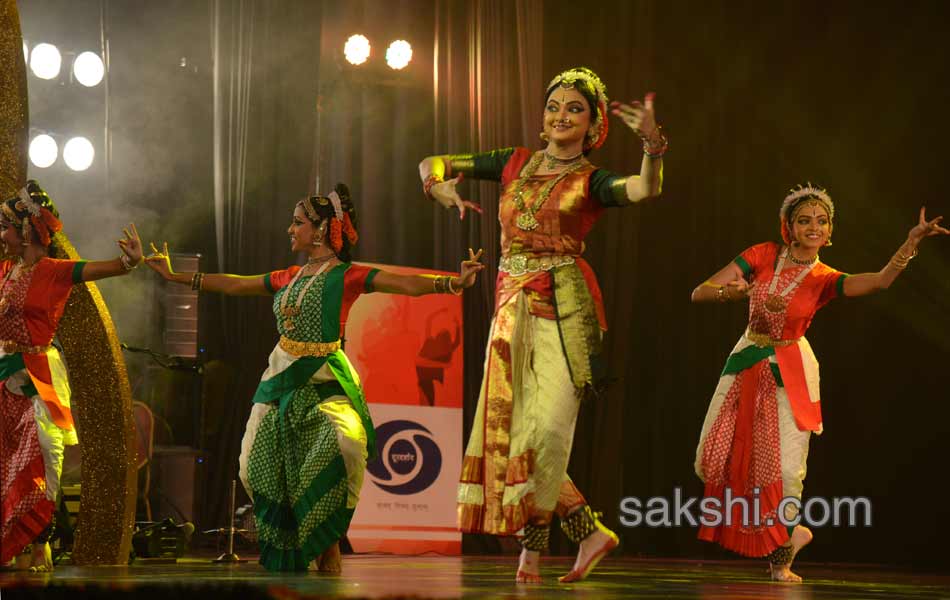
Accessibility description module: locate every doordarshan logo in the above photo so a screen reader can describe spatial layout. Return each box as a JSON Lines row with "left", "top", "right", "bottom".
{"left": 367, "top": 420, "right": 442, "bottom": 495}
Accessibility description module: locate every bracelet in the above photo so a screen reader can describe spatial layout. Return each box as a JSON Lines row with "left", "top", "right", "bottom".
{"left": 641, "top": 126, "right": 668, "bottom": 158}
{"left": 423, "top": 174, "right": 444, "bottom": 199}
{"left": 716, "top": 285, "right": 728, "bottom": 302}
{"left": 446, "top": 277, "right": 463, "bottom": 296}
{"left": 191, "top": 272, "right": 204, "bottom": 291}
{"left": 119, "top": 254, "right": 138, "bottom": 271}
{"left": 889, "top": 247, "right": 919, "bottom": 270}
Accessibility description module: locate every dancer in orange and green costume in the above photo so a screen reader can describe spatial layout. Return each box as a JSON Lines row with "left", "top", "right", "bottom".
{"left": 0, "top": 181, "right": 144, "bottom": 571}
{"left": 145, "top": 184, "right": 484, "bottom": 573}
{"left": 419, "top": 67, "right": 668, "bottom": 584}
{"left": 692, "top": 184, "right": 949, "bottom": 582}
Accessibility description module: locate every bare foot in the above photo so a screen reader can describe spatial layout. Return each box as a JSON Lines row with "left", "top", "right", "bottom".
{"left": 515, "top": 548, "right": 541, "bottom": 584}
{"left": 28, "top": 543, "right": 53, "bottom": 573}
{"left": 317, "top": 541, "right": 342, "bottom": 574}
{"left": 13, "top": 549, "right": 32, "bottom": 571}
{"left": 769, "top": 526, "right": 813, "bottom": 583}
{"left": 558, "top": 525, "right": 619, "bottom": 583}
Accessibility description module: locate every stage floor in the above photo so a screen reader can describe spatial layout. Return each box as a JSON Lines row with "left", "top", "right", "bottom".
{"left": 2, "top": 555, "right": 948, "bottom": 599}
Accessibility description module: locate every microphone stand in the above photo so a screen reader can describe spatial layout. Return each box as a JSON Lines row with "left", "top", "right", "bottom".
{"left": 206, "top": 480, "right": 247, "bottom": 564}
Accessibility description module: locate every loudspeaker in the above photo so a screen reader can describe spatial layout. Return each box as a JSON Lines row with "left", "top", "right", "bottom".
{"left": 163, "top": 253, "right": 201, "bottom": 358}
{"left": 150, "top": 445, "right": 205, "bottom": 525}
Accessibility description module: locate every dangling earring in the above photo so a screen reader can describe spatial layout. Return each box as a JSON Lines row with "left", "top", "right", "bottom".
{"left": 824, "top": 238, "right": 833, "bottom": 247}
{"left": 539, "top": 131, "right": 549, "bottom": 142}
{"left": 312, "top": 224, "right": 325, "bottom": 246}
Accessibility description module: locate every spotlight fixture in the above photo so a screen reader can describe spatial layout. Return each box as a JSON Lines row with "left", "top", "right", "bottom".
{"left": 343, "top": 34, "right": 371, "bottom": 66}
{"left": 385, "top": 40, "right": 412, "bottom": 70}
{"left": 29, "top": 134, "right": 58, "bottom": 168}
{"left": 29, "top": 43, "right": 62, "bottom": 80}
{"left": 73, "top": 51, "right": 105, "bottom": 87}
{"left": 63, "top": 137, "right": 95, "bottom": 171}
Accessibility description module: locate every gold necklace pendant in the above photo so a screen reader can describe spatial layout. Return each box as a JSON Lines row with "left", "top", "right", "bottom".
{"left": 764, "top": 294, "right": 787, "bottom": 313}
{"left": 283, "top": 318, "right": 295, "bottom": 331}
{"left": 516, "top": 213, "right": 540, "bottom": 231}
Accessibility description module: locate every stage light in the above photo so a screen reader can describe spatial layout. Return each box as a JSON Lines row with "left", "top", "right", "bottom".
{"left": 63, "top": 137, "right": 95, "bottom": 171}
{"left": 29, "top": 135, "right": 58, "bottom": 168}
{"left": 73, "top": 51, "right": 105, "bottom": 87}
{"left": 29, "top": 43, "right": 61, "bottom": 80}
{"left": 385, "top": 40, "right": 412, "bottom": 70}
{"left": 344, "top": 34, "right": 370, "bottom": 65}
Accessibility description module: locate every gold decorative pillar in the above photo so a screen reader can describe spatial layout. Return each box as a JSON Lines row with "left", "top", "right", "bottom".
{"left": 1, "top": 0, "right": 137, "bottom": 565}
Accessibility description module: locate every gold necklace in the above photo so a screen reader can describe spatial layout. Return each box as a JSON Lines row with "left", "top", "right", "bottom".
{"left": 278, "top": 261, "right": 333, "bottom": 331}
{"left": 512, "top": 152, "right": 587, "bottom": 231}
{"left": 787, "top": 250, "right": 818, "bottom": 266}
{"left": 542, "top": 150, "right": 583, "bottom": 170}
{"left": 307, "top": 253, "right": 334, "bottom": 266}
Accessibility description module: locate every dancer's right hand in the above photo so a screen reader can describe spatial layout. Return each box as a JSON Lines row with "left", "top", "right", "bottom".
{"left": 144, "top": 242, "right": 175, "bottom": 279}
{"left": 430, "top": 174, "right": 483, "bottom": 220}
{"left": 726, "top": 276, "right": 754, "bottom": 299}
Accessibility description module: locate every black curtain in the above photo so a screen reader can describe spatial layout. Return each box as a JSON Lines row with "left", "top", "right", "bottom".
{"left": 538, "top": 1, "right": 950, "bottom": 569}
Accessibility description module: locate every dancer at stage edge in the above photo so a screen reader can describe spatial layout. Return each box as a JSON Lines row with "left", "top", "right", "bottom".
{"left": 0, "top": 181, "right": 144, "bottom": 572}
{"left": 692, "top": 186, "right": 948, "bottom": 582}
{"left": 144, "top": 184, "right": 484, "bottom": 573}
{"left": 419, "top": 67, "right": 667, "bottom": 584}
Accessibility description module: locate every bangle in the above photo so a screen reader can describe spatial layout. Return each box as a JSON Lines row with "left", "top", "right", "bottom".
{"left": 119, "top": 254, "right": 138, "bottom": 271}
{"left": 889, "top": 247, "right": 919, "bottom": 270}
{"left": 717, "top": 285, "right": 728, "bottom": 302}
{"left": 447, "top": 277, "right": 463, "bottom": 296}
{"left": 191, "top": 272, "right": 204, "bottom": 291}
{"left": 423, "top": 174, "right": 444, "bottom": 199}
{"left": 642, "top": 126, "right": 668, "bottom": 158}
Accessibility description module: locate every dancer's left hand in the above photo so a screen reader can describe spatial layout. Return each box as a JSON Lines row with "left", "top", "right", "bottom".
{"left": 611, "top": 92, "right": 659, "bottom": 140}
{"left": 117, "top": 223, "right": 144, "bottom": 266}
{"left": 908, "top": 207, "right": 950, "bottom": 243}
{"left": 457, "top": 248, "right": 485, "bottom": 289}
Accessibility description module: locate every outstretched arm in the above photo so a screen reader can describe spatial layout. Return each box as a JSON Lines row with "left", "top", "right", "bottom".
{"left": 691, "top": 260, "right": 754, "bottom": 303}
{"left": 80, "top": 223, "right": 145, "bottom": 282}
{"left": 609, "top": 93, "right": 666, "bottom": 203}
{"left": 144, "top": 242, "right": 270, "bottom": 296}
{"left": 418, "top": 155, "right": 484, "bottom": 220}
{"left": 843, "top": 207, "right": 949, "bottom": 297}
{"left": 372, "top": 249, "right": 485, "bottom": 296}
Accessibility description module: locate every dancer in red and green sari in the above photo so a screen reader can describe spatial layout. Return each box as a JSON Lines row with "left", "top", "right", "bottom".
{"left": 145, "top": 184, "right": 483, "bottom": 572}
{"left": 420, "top": 67, "right": 668, "bottom": 584}
{"left": 692, "top": 184, "right": 948, "bottom": 582}
{"left": 1, "top": 180, "right": 144, "bottom": 571}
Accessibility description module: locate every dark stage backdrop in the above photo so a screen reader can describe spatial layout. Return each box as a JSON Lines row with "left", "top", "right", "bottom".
{"left": 26, "top": 0, "right": 947, "bottom": 569}
{"left": 536, "top": 1, "right": 950, "bottom": 570}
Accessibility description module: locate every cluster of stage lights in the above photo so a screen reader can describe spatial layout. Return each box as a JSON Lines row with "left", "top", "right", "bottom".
{"left": 343, "top": 35, "right": 413, "bottom": 70}
{"left": 23, "top": 42, "right": 103, "bottom": 172}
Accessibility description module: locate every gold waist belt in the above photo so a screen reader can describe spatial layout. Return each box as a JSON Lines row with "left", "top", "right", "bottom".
{"left": 0, "top": 340, "right": 52, "bottom": 355}
{"left": 279, "top": 336, "right": 341, "bottom": 357}
{"left": 499, "top": 254, "right": 575, "bottom": 277}
{"left": 745, "top": 329, "right": 799, "bottom": 349}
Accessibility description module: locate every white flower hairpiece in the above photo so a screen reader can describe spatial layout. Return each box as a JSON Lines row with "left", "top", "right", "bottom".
{"left": 328, "top": 190, "right": 344, "bottom": 221}
{"left": 16, "top": 186, "right": 41, "bottom": 217}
